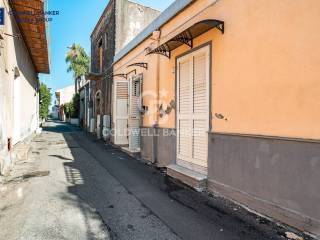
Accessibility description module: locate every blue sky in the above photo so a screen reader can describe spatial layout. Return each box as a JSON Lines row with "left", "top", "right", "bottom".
{"left": 40, "top": 0, "right": 174, "bottom": 92}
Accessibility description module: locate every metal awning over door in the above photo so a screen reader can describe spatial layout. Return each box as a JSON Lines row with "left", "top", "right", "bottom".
{"left": 146, "top": 19, "right": 224, "bottom": 58}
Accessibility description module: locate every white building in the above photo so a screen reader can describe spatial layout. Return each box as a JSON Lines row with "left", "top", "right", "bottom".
{"left": 55, "top": 85, "right": 75, "bottom": 121}
{"left": 51, "top": 104, "right": 59, "bottom": 120}
{"left": 0, "top": 0, "right": 49, "bottom": 175}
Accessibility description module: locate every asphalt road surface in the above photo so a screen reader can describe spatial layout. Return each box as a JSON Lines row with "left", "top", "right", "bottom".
{"left": 0, "top": 121, "right": 303, "bottom": 240}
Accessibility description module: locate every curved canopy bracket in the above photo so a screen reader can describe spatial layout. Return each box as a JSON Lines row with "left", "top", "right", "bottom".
{"left": 113, "top": 69, "right": 137, "bottom": 79}
{"left": 146, "top": 45, "right": 171, "bottom": 58}
{"left": 113, "top": 73, "right": 127, "bottom": 79}
{"left": 170, "top": 30, "right": 193, "bottom": 49}
{"left": 127, "top": 62, "right": 148, "bottom": 70}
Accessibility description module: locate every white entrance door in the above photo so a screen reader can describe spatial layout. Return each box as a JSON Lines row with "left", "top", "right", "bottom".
{"left": 114, "top": 80, "right": 129, "bottom": 145}
{"left": 176, "top": 46, "right": 210, "bottom": 175}
{"left": 128, "top": 75, "right": 142, "bottom": 152}
{"left": 13, "top": 76, "right": 21, "bottom": 145}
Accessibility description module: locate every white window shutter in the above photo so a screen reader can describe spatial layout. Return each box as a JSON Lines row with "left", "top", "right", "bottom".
{"left": 177, "top": 58, "right": 193, "bottom": 162}
{"left": 192, "top": 53, "right": 209, "bottom": 168}
{"left": 129, "top": 76, "right": 142, "bottom": 151}
{"left": 114, "top": 81, "right": 129, "bottom": 145}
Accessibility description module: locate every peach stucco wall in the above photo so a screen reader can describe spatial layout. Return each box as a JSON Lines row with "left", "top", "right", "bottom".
{"left": 114, "top": 0, "right": 320, "bottom": 140}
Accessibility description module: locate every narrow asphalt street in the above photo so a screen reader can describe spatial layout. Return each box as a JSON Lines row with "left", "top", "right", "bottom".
{"left": 0, "top": 121, "right": 300, "bottom": 240}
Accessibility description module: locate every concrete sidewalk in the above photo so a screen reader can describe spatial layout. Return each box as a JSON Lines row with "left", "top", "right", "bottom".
{"left": 0, "top": 123, "right": 110, "bottom": 240}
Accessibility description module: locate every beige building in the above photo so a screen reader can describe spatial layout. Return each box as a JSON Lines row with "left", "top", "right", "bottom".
{"left": 112, "top": 0, "right": 320, "bottom": 236}
{"left": 55, "top": 85, "right": 75, "bottom": 106}
{"left": 0, "top": 0, "right": 49, "bottom": 175}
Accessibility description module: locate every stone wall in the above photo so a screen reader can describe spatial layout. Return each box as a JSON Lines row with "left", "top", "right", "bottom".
{"left": 91, "top": 0, "right": 116, "bottom": 116}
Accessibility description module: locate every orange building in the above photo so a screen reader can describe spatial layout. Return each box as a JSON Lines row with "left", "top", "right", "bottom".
{"left": 111, "top": 0, "right": 320, "bottom": 236}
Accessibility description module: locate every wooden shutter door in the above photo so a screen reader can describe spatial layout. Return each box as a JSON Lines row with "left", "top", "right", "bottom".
{"left": 192, "top": 49, "right": 209, "bottom": 171}
{"left": 177, "top": 46, "right": 209, "bottom": 174}
{"left": 177, "top": 56, "right": 193, "bottom": 163}
{"left": 129, "top": 76, "right": 142, "bottom": 151}
{"left": 114, "top": 81, "right": 129, "bottom": 145}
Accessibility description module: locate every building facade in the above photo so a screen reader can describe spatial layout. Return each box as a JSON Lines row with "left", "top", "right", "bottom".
{"left": 112, "top": 0, "right": 320, "bottom": 236}
{"left": 55, "top": 85, "right": 75, "bottom": 121}
{"left": 0, "top": 0, "right": 49, "bottom": 175}
{"left": 87, "top": 0, "right": 160, "bottom": 140}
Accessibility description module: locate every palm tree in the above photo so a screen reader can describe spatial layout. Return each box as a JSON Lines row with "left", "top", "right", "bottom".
{"left": 65, "top": 44, "right": 90, "bottom": 92}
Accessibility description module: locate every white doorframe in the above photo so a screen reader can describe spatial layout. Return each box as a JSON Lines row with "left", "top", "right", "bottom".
{"left": 176, "top": 45, "right": 210, "bottom": 175}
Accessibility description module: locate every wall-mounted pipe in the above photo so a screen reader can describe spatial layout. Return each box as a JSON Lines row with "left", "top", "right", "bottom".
{"left": 152, "top": 30, "right": 162, "bottom": 164}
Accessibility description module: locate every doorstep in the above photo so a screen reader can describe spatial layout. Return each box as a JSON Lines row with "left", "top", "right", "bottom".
{"left": 167, "top": 164, "right": 207, "bottom": 192}
{"left": 121, "top": 147, "right": 140, "bottom": 158}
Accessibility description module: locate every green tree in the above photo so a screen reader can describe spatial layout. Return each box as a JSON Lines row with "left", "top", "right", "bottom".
{"left": 63, "top": 102, "right": 72, "bottom": 119}
{"left": 63, "top": 94, "right": 80, "bottom": 119}
{"left": 39, "top": 82, "right": 52, "bottom": 120}
{"left": 65, "top": 43, "right": 90, "bottom": 92}
{"left": 70, "top": 93, "right": 80, "bottom": 118}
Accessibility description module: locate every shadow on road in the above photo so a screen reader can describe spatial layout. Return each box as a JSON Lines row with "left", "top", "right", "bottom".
{"left": 41, "top": 120, "right": 309, "bottom": 240}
